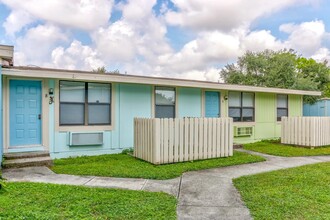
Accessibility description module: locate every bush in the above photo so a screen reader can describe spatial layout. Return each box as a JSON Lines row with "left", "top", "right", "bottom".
{"left": 122, "top": 148, "right": 134, "bottom": 155}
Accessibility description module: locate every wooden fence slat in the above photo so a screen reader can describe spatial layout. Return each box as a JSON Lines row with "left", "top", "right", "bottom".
{"left": 160, "top": 119, "right": 164, "bottom": 164}
{"left": 179, "top": 119, "right": 184, "bottom": 162}
{"left": 211, "top": 118, "right": 217, "bottom": 158}
{"left": 168, "top": 119, "right": 174, "bottom": 163}
{"left": 216, "top": 118, "right": 221, "bottom": 157}
{"left": 134, "top": 117, "right": 234, "bottom": 164}
{"left": 207, "top": 118, "right": 212, "bottom": 158}
{"left": 280, "top": 116, "right": 330, "bottom": 147}
{"left": 189, "top": 118, "right": 194, "bottom": 161}
{"left": 224, "top": 119, "right": 229, "bottom": 157}
{"left": 220, "top": 118, "right": 225, "bottom": 157}
{"left": 163, "top": 119, "right": 169, "bottom": 163}
{"left": 198, "top": 118, "right": 204, "bottom": 160}
{"left": 194, "top": 118, "right": 199, "bottom": 160}
{"left": 228, "top": 118, "right": 233, "bottom": 156}
{"left": 184, "top": 118, "right": 189, "bottom": 161}
{"left": 203, "top": 118, "right": 208, "bottom": 159}
{"left": 174, "top": 119, "right": 179, "bottom": 163}
{"left": 153, "top": 119, "right": 160, "bottom": 164}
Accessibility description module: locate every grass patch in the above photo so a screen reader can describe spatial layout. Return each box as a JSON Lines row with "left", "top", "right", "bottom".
{"left": 0, "top": 182, "right": 176, "bottom": 219}
{"left": 234, "top": 162, "right": 330, "bottom": 220}
{"left": 52, "top": 151, "right": 265, "bottom": 180}
{"left": 243, "top": 140, "right": 330, "bottom": 157}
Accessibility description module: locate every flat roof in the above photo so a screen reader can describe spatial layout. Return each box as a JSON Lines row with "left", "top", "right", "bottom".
{"left": 1, "top": 66, "right": 321, "bottom": 96}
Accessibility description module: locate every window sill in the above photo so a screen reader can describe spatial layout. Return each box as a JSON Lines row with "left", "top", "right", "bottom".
{"left": 57, "top": 125, "right": 113, "bottom": 132}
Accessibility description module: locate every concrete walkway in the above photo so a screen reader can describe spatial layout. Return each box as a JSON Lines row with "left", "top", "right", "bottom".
{"left": 2, "top": 150, "right": 330, "bottom": 220}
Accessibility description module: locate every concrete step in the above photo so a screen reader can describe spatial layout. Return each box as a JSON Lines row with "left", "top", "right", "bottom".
{"left": 2, "top": 156, "right": 53, "bottom": 169}
{"left": 4, "top": 151, "right": 50, "bottom": 160}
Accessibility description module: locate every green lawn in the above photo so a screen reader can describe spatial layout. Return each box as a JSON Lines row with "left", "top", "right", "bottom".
{"left": 0, "top": 182, "right": 176, "bottom": 220}
{"left": 52, "top": 151, "right": 265, "bottom": 180}
{"left": 243, "top": 140, "right": 330, "bottom": 157}
{"left": 234, "top": 162, "right": 330, "bottom": 220}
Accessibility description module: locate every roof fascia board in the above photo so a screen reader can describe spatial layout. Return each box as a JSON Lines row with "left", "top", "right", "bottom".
{"left": 2, "top": 68, "right": 321, "bottom": 96}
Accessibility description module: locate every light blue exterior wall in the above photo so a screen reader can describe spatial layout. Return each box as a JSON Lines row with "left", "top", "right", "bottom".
{"left": 1, "top": 75, "right": 311, "bottom": 159}
{"left": 0, "top": 66, "right": 2, "bottom": 164}
{"left": 118, "top": 84, "right": 152, "bottom": 148}
{"left": 177, "top": 87, "right": 202, "bottom": 117}
{"left": 51, "top": 83, "right": 152, "bottom": 158}
{"left": 303, "top": 100, "right": 330, "bottom": 116}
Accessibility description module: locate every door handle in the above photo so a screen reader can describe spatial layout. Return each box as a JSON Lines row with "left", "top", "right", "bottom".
{"left": 38, "top": 114, "right": 42, "bottom": 120}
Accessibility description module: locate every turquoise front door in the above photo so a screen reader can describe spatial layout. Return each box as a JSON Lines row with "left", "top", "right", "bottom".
{"left": 9, "top": 80, "right": 42, "bottom": 147}
{"left": 205, "top": 91, "right": 220, "bottom": 117}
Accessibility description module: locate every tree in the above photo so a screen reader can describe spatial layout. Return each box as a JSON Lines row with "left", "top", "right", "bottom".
{"left": 92, "top": 66, "right": 120, "bottom": 74}
{"left": 220, "top": 49, "right": 330, "bottom": 103}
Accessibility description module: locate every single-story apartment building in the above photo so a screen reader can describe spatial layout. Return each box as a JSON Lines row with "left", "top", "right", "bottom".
{"left": 0, "top": 45, "right": 321, "bottom": 161}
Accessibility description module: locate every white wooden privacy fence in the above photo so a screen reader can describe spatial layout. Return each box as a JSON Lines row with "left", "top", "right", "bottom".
{"left": 281, "top": 116, "right": 330, "bottom": 147}
{"left": 134, "top": 117, "right": 233, "bottom": 164}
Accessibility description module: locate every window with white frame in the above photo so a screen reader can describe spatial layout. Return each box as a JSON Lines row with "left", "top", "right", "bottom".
{"left": 277, "top": 94, "right": 288, "bottom": 121}
{"left": 228, "top": 92, "right": 254, "bottom": 122}
{"left": 59, "top": 81, "right": 111, "bottom": 126}
{"left": 155, "top": 87, "right": 175, "bottom": 118}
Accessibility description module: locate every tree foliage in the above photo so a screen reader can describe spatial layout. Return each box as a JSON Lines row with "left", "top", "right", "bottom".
{"left": 220, "top": 49, "right": 330, "bottom": 103}
{"left": 92, "top": 66, "right": 120, "bottom": 74}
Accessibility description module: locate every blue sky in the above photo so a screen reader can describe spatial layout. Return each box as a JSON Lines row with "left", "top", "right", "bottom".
{"left": 0, "top": 0, "right": 329, "bottom": 81}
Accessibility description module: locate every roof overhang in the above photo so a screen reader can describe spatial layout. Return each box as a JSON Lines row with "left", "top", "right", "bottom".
{"left": 1, "top": 66, "right": 322, "bottom": 96}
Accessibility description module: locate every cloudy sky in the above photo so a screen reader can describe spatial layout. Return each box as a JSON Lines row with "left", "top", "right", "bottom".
{"left": 0, "top": 0, "right": 329, "bottom": 81}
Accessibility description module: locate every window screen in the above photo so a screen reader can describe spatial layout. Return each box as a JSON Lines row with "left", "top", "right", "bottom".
{"left": 60, "top": 81, "right": 85, "bottom": 125}
{"left": 155, "top": 87, "right": 175, "bottom": 118}
{"left": 228, "top": 92, "right": 254, "bottom": 122}
{"left": 59, "top": 81, "right": 111, "bottom": 126}
{"left": 88, "top": 83, "right": 111, "bottom": 125}
{"left": 277, "top": 94, "right": 288, "bottom": 121}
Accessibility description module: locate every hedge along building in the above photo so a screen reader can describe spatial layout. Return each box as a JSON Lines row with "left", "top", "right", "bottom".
{"left": 0, "top": 45, "right": 321, "bottom": 160}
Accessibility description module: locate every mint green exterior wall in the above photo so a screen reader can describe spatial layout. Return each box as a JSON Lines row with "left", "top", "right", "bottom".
{"left": 51, "top": 83, "right": 152, "bottom": 158}
{"left": 177, "top": 87, "right": 202, "bottom": 117}
{"left": 233, "top": 93, "right": 303, "bottom": 144}
{"left": 288, "top": 95, "right": 303, "bottom": 116}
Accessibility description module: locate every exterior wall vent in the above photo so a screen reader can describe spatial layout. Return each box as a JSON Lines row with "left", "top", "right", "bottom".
{"left": 69, "top": 132, "right": 103, "bottom": 146}
{"left": 234, "top": 126, "right": 253, "bottom": 137}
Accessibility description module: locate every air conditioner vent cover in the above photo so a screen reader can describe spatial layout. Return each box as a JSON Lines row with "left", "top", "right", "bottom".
{"left": 234, "top": 127, "right": 253, "bottom": 137}
{"left": 69, "top": 132, "right": 103, "bottom": 146}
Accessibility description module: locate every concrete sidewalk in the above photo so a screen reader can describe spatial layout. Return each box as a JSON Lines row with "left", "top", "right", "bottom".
{"left": 2, "top": 150, "right": 330, "bottom": 220}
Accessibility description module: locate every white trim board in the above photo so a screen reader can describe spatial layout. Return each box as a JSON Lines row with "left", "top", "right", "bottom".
{"left": 3, "top": 77, "right": 49, "bottom": 153}
{"left": 2, "top": 67, "right": 321, "bottom": 96}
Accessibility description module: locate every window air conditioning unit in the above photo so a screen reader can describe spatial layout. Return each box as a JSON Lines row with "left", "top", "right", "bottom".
{"left": 234, "top": 126, "right": 253, "bottom": 137}
{"left": 69, "top": 132, "right": 104, "bottom": 146}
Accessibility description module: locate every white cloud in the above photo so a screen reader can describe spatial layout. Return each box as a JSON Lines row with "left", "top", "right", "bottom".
{"left": 3, "top": 9, "right": 34, "bottom": 35}
{"left": 92, "top": 0, "right": 172, "bottom": 66}
{"left": 92, "top": 21, "right": 137, "bottom": 62}
{"left": 156, "top": 31, "right": 240, "bottom": 73}
{"left": 280, "top": 20, "right": 326, "bottom": 56}
{"left": 1, "top": 0, "right": 113, "bottom": 33}
{"left": 3, "top": 0, "right": 329, "bottom": 82}
{"left": 165, "top": 0, "right": 318, "bottom": 31}
{"left": 51, "top": 40, "right": 105, "bottom": 70}
{"left": 241, "top": 30, "right": 284, "bottom": 52}
{"left": 173, "top": 68, "right": 221, "bottom": 82}
{"left": 14, "top": 24, "right": 68, "bottom": 66}
{"left": 312, "top": 48, "right": 330, "bottom": 64}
